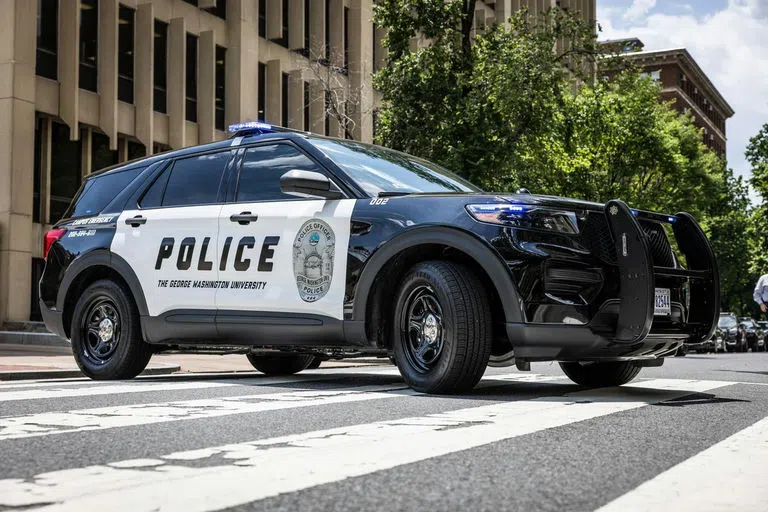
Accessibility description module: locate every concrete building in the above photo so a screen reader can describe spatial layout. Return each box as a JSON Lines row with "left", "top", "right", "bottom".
{"left": 600, "top": 37, "right": 734, "bottom": 157}
{"left": 0, "top": 0, "right": 595, "bottom": 326}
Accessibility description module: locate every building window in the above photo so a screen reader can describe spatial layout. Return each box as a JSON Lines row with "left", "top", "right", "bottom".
{"left": 282, "top": 72, "right": 289, "bottom": 127}
{"left": 304, "top": 0, "right": 310, "bottom": 53}
{"left": 259, "top": 0, "right": 266, "bottom": 38}
{"left": 258, "top": 62, "right": 266, "bottom": 121}
{"left": 281, "top": 0, "right": 290, "bottom": 47}
{"left": 50, "top": 122, "right": 82, "bottom": 223}
{"left": 303, "top": 82, "right": 309, "bottom": 131}
{"left": 344, "top": 7, "right": 349, "bottom": 70}
{"left": 215, "top": 46, "right": 226, "bottom": 130}
{"left": 91, "top": 131, "right": 119, "bottom": 173}
{"left": 118, "top": 5, "right": 135, "bottom": 104}
{"left": 325, "top": 0, "right": 330, "bottom": 62}
{"left": 128, "top": 141, "right": 146, "bottom": 160}
{"left": 154, "top": 20, "right": 168, "bottom": 113}
{"left": 79, "top": 0, "right": 99, "bottom": 92}
{"left": 36, "top": 0, "right": 58, "bottom": 80}
{"left": 204, "top": 2, "right": 227, "bottom": 20}
{"left": 186, "top": 33, "right": 198, "bottom": 122}
{"left": 33, "top": 117, "right": 44, "bottom": 224}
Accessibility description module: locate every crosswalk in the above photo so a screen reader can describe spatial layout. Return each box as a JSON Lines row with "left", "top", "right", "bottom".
{"left": 0, "top": 368, "right": 766, "bottom": 511}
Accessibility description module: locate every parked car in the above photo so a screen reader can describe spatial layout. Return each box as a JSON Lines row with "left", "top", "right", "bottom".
{"left": 758, "top": 321, "right": 768, "bottom": 348}
{"left": 740, "top": 318, "right": 764, "bottom": 352}
{"left": 716, "top": 313, "right": 741, "bottom": 352}
{"left": 37, "top": 122, "right": 720, "bottom": 394}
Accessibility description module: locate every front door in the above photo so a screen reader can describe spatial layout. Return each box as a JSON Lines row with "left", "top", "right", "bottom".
{"left": 215, "top": 142, "right": 354, "bottom": 333}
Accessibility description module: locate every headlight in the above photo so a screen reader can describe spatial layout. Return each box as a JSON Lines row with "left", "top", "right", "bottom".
{"left": 466, "top": 204, "right": 579, "bottom": 234}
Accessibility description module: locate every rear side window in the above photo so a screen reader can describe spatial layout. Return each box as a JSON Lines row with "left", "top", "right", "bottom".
{"left": 236, "top": 144, "right": 326, "bottom": 202}
{"left": 67, "top": 167, "right": 144, "bottom": 218}
{"left": 159, "top": 151, "right": 231, "bottom": 207}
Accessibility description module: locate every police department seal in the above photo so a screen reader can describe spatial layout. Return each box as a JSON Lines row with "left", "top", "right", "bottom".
{"left": 293, "top": 219, "right": 335, "bottom": 302}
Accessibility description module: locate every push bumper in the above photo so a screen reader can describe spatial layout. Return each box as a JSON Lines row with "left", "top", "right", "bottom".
{"left": 39, "top": 299, "right": 67, "bottom": 340}
{"left": 508, "top": 200, "right": 719, "bottom": 362}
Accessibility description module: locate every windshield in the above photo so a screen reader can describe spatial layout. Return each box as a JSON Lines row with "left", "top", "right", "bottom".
{"left": 311, "top": 138, "right": 481, "bottom": 196}
{"left": 718, "top": 316, "right": 737, "bottom": 329}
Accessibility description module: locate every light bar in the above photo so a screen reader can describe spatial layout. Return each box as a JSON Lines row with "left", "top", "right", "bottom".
{"left": 227, "top": 121, "right": 273, "bottom": 133}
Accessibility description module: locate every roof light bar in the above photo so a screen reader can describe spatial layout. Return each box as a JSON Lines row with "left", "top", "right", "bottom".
{"left": 227, "top": 121, "right": 273, "bottom": 133}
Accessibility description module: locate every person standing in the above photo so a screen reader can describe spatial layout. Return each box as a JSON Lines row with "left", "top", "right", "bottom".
{"left": 754, "top": 273, "right": 768, "bottom": 320}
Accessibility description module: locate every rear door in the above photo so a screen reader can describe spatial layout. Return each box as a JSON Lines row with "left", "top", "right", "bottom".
{"left": 215, "top": 142, "right": 355, "bottom": 333}
{"left": 112, "top": 149, "right": 234, "bottom": 327}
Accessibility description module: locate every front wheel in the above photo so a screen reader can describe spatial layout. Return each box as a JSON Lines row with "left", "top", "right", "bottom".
{"left": 246, "top": 353, "right": 314, "bottom": 375}
{"left": 392, "top": 261, "right": 492, "bottom": 394}
{"left": 559, "top": 361, "right": 641, "bottom": 387}
{"left": 70, "top": 279, "right": 152, "bottom": 380}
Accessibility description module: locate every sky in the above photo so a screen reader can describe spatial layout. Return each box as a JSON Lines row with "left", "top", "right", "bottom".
{"left": 596, "top": 0, "right": 768, "bottom": 192}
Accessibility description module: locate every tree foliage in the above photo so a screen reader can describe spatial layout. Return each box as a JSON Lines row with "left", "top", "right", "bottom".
{"left": 374, "top": 2, "right": 759, "bottom": 315}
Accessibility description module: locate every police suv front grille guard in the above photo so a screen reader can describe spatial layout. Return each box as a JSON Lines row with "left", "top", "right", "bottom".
{"left": 604, "top": 200, "right": 719, "bottom": 344}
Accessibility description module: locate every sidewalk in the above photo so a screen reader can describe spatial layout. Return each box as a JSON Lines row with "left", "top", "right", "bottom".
{"left": 0, "top": 343, "right": 389, "bottom": 381}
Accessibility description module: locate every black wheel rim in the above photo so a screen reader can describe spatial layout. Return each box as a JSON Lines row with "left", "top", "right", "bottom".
{"left": 401, "top": 285, "right": 445, "bottom": 373}
{"left": 80, "top": 296, "right": 121, "bottom": 364}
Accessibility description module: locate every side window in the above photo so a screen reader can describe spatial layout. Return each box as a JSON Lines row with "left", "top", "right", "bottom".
{"left": 154, "top": 151, "right": 230, "bottom": 207}
{"left": 237, "top": 144, "right": 326, "bottom": 202}
{"left": 139, "top": 166, "right": 171, "bottom": 208}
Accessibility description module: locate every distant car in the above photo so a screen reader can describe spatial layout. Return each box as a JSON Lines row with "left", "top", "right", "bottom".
{"left": 758, "top": 321, "right": 768, "bottom": 348}
{"left": 739, "top": 318, "right": 764, "bottom": 352}
{"left": 716, "top": 313, "right": 742, "bottom": 353}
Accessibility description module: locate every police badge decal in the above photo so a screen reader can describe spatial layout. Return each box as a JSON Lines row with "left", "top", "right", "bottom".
{"left": 293, "top": 219, "right": 335, "bottom": 302}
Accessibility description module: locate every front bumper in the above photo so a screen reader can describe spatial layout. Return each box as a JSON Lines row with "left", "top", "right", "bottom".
{"left": 508, "top": 200, "right": 719, "bottom": 362}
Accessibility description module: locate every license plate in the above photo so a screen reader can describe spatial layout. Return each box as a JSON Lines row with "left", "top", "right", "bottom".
{"left": 654, "top": 288, "right": 671, "bottom": 316}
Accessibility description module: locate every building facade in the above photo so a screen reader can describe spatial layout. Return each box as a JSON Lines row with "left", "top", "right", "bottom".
{"left": 0, "top": 0, "right": 595, "bottom": 326}
{"left": 601, "top": 38, "right": 734, "bottom": 157}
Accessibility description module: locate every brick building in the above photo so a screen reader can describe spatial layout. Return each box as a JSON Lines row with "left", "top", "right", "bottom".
{"left": 601, "top": 38, "right": 734, "bottom": 156}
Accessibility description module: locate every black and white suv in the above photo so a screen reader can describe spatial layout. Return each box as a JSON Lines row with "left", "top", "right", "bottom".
{"left": 39, "top": 123, "right": 719, "bottom": 393}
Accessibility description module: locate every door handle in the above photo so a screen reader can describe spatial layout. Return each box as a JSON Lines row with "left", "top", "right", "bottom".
{"left": 230, "top": 212, "right": 258, "bottom": 225}
{"left": 125, "top": 215, "right": 147, "bottom": 227}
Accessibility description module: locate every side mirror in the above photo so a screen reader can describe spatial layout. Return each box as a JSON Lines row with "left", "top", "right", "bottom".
{"left": 280, "top": 170, "right": 345, "bottom": 200}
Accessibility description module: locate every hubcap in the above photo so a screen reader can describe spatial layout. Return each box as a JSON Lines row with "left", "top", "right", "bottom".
{"left": 401, "top": 286, "right": 444, "bottom": 372}
{"left": 82, "top": 298, "right": 121, "bottom": 363}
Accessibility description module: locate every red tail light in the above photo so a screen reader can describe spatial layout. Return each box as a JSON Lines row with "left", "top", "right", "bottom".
{"left": 43, "top": 229, "right": 67, "bottom": 259}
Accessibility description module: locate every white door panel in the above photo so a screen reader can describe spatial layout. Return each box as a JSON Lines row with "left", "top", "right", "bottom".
{"left": 216, "top": 199, "right": 355, "bottom": 320}
{"left": 112, "top": 206, "right": 222, "bottom": 316}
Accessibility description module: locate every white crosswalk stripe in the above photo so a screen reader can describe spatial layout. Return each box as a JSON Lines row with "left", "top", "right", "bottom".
{"left": 596, "top": 415, "right": 768, "bottom": 512}
{"left": 0, "top": 378, "right": 734, "bottom": 511}
{"left": 0, "top": 384, "right": 415, "bottom": 441}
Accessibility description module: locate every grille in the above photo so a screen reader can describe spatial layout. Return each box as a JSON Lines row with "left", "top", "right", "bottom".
{"left": 580, "top": 213, "right": 617, "bottom": 264}
{"left": 640, "top": 221, "right": 676, "bottom": 267}
{"left": 580, "top": 213, "right": 675, "bottom": 267}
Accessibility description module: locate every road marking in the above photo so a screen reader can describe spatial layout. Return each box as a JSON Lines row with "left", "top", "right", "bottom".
{"left": 595, "top": 415, "right": 768, "bottom": 512}
{"left": 0, "top": 384, "right": 414, "bottom": 441}
{"left": 0, "top": 378, "right": 732, "bottom": 511}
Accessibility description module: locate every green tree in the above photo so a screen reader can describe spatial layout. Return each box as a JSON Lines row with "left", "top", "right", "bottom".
{"left": 374, "top": 2, "right": 752, "bottom": 313}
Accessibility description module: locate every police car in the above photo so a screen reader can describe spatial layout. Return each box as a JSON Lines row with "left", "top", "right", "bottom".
{"left": 39, "top": 122, "right": 719, "bottom": 393}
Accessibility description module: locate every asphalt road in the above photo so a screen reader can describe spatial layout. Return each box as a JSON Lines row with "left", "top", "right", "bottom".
{"left": 1, "top": 352, "right": 768, "bottom": 511}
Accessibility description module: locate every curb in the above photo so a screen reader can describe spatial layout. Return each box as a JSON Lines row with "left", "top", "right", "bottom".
{"left": 0, "top": 331, "right": 70, "bottom": 348}
{"left": 0, "top": 363, "right": 181, "bottom": 381}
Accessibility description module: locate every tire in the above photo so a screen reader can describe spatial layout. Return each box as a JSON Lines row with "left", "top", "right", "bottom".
{"left": 392, "top": 260, "right": 492, "bottom": 394}
{"left": 246, "top": 353, "right": 314, "bottom": 375}
{"left": 559, "top": 361, "right": 641, "bottom": 387}
{"left": 70, "top": 279, "right": 152, "bottom": 380}
{"left": 306, "top": 356, "right": 323, "bottom": 369}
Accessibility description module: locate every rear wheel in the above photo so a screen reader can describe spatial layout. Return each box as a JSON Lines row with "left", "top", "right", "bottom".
{"left": 559, "top": 361, "right": 641, "bottom": 387}
{"left": 70, "top": 279, "right": 152, "bottom": 380}
{"left": 246, "top": 353, "right": 314, "bottom": 375}
{"left": 392, "top": 261, "right": 492, "bottom": 394}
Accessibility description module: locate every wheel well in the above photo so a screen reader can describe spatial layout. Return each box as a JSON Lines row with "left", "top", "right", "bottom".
{"left": 62, "top": 265, "right": 134, "bottom": 338}
{"left": 365, "top": 244, "right": 509, "bottom": 353}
